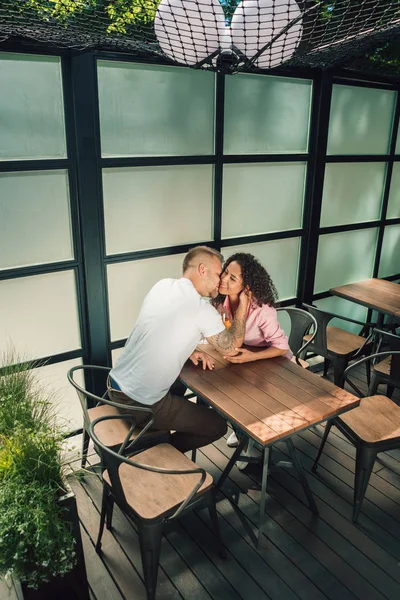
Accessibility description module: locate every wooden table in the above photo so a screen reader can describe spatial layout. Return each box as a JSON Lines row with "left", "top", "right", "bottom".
{"left": 180, "top": 345, "right": 359, "bottom": 542}
{"left": 330, "top": 279, "right": 400, "bottom": 324}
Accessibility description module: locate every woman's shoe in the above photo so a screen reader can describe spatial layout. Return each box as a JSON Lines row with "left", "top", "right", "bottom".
{"left": 226, "top": 431, "right": 239, "bottom": 447}
{"left": 236, "top": 443, "right": 262, "bottom": 471}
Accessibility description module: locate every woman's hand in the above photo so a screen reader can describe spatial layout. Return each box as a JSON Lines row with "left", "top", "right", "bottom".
{"left": 239, "top": 286, "right": 252, "bottom": 307}
{"left": 189, "top": 350, "right": 215, "bottom": 370}
{"left": 223, "top": 347, "right": 257, "bottom": 363}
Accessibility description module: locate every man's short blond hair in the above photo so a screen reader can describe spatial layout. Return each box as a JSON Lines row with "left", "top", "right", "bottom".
{"left": 182, "top": 246, "right": 224, "bottom": 273}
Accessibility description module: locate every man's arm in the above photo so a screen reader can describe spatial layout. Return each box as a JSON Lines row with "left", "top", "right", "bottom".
{"left": 206, "top": 291, "right": 249, "bottom": 356}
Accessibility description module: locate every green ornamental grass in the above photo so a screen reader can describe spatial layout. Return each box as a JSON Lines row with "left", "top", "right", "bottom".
{"left": 0, "top": 354, "right": 76, "bottom": 588}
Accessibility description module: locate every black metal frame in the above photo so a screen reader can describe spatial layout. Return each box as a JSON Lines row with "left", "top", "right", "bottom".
{"left": 1, "top": 46, "right": 399, "bottom": 420}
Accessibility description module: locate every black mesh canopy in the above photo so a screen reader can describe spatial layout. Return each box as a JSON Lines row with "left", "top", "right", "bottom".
{"left": 0, "top": 1, "right": 399, "bottom": 73}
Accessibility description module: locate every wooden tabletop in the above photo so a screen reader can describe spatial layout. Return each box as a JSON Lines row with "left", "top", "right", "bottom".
{"left": 180, "top": 345, "right": 359, "bottom": 447}
{"left": 330, "top": 278, "right": 400, "bottom": 317}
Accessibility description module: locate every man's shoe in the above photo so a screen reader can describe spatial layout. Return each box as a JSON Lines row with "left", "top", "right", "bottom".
{"left": 226, "top": 431, "right": 239, "bottom": 447}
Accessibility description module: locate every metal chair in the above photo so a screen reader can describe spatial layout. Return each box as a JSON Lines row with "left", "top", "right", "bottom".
{"left": 67, "top": 365, "right": 168, "bottom": 469}
{"left": 90, "top": 413, "right": 224, "bottom": 600}
{"left": 311, "top": 350, "right": 400, "bottom": 523}
{"left": 368, "top": 329, "right": 400, "bottom": 398}
{"left": 302, "top": 304, "right": 375, "bottom": 388}
{"left": 276, "top": 306, "right": 318, "bottom": 367}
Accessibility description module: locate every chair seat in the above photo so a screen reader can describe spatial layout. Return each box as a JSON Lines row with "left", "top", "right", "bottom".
{"left": 87, "top": 404, "right": 168, "bottom": 449}
{"left": 291, "top": 356, "right": 310, "bottom": 369}
{"left": 374, "top": 356, "right": 391, "bottom": 376}
{"left": 87, "top": 404, "right": 140, "bottom": 447}
{"left": 304, "top": 326, "right": 368, "bottom": 356}
{"left": 103, "top": 443, "right": 213, "bottom": 520}
{"left": 339, "top": 395, "right": 400, "bottom": 444}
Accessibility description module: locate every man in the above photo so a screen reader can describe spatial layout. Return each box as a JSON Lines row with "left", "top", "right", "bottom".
{"left": 108, "top": 245, "right": 250, "bottom": 453}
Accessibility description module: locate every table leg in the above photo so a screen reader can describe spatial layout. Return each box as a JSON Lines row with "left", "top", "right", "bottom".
{"left": 215, "top": 436, "right": 246, "bottom": 494}
{"left": 286, "top": 438, "right": 319, "bottom": 515}
{"left": 258, "top": 447, "right": 270, "bottom": 545}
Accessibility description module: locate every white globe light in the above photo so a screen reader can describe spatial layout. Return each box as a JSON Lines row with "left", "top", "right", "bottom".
{"left": 155, "top": 0, "right": 228, "bottom": 66}
{"left": 230, "top": 0, "right": 303, "bottom": 69}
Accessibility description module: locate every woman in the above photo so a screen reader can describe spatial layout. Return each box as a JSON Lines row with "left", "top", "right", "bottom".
{"left": 213, "top": 252, "right": 292, "bottom": 363}
{"left": 212, "top": 252, "right": 292, "bottom": 466}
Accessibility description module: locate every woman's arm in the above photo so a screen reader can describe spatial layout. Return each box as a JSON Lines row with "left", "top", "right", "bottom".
{"left": 223, "top": 345, "right": 286, "bottom": 363}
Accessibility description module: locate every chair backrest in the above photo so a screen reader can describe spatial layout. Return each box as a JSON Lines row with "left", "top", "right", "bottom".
{"left": 89, "top": 414, "right": 207, "bottom": 521}
{"left": 276, "top": 307, "right": 318, "bottom": 359}
{"left": 67, "top": 364, "right": 135, "bottom": 425}
{"left": 343, "top": 350, "right": 400, "bottom": 397}
{"left": 373, "top": 329, "right": 400, "bottom": 381}
{"left": 302, "top": 304, "right": 334, "bottom": 356}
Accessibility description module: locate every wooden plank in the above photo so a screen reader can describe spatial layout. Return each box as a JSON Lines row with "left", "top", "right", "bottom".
{"left": 211, "top": 367, "right": 310, "bottom": 430}
{"left": 203, "top": 370, "right": 302, "bottom": 436}
{"left": 80, "top": 526, "right": 125, "bottom": 600}
{"left": 179, "top": 511, "right": 274, "bottom": 600}
{"left": 231, "top": 364, "right": 331, "bottom": 421}
{"left": 255, "top": 359, "right": 359, "bottom": 411}
{"left": 69, "top": 476, "right": 148, "bottom": 600}
{"left": 200, "top": 443, "right": 359, "bottom": 600}
{"left": 330, "top": 279, "right": 400, "bottom": 317}
{"left": 180, "top": 369, "right": 280, "bottom": 445}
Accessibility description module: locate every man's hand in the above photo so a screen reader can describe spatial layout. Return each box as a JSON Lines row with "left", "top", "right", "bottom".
{"left": 223, "top": 347, "right": 256, "bottom": 363}
{"left": 189, "top": 350, "right": 215, "bottom": 370}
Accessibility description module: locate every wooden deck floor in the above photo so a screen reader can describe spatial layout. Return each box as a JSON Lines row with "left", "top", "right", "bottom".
{"left": 66, "top": 366, "right": 400, "bottom": 600}
{"left": 3, "top": 366, "right": 399, "bottom": 600}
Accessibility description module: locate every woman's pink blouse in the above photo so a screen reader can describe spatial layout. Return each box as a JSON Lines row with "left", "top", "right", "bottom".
{"left": 222, "top": 297, "right": 293, "bottom": 359}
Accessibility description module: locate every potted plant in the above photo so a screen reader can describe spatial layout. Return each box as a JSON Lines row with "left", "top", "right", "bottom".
{"left": 0, "top": 355, "right": 89, "bottom": 599}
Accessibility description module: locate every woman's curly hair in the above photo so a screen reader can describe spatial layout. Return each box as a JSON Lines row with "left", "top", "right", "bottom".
{"left": 212, "top": 253, "right": 279, "bottom": 308}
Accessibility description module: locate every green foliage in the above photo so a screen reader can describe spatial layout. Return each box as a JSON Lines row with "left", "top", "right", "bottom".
{"left": 0, "top": 356, "right": 53, "bottom": 437}
{"left": 23, "top": 0, "right": 160, "bottom": 33}
{"left": 0, "top": 481, "right": 76, "bottom": 588}
{"left": 0, "top": 354, "right": 76, "bottom": 589}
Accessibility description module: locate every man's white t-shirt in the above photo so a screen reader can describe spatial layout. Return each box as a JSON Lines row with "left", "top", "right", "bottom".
{"left": 110, "top": 278, "right": 225, "bottom": 405}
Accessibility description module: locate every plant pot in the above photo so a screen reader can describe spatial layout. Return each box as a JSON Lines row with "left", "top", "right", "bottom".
{"left": 13, "top": 489, "right": 89, "bottom": 600}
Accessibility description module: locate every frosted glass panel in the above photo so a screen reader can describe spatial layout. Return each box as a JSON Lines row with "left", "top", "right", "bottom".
{"left": 224, "top": 74, "right": 312, "bottom": 154}
{"left": 320, "top": 163, "right": 386, "bottom": 227}
{"left": 0, "top": 53, "right": 66, "bottom": 160}
{"left": 327, "top": 85, "right": 396, "bottom": 155}
{"left": 222, "top": 162, "right": 306, "bottom": 238}
{"left": 35, "top": 358, "right": 83, "bottom": 433}
{"left": 107, "top": 254, "right": 184, "bottom": 340}
{"left": 379, "top": 225, "right": 400, "bottom": 277}
{"left": 221, "top": 238, "right": 301, "bottom": 301}
{"left": 387, "top": 164, "right": 400, "bottom": 219}
{"left": 315, "top": 297, "right": 368, "bottom": 335}
{"left": 0, "top": 270, "right": 81, "bottom": 360}
{"left": 98, "top": 61, "right": 215, "bottom": 157}
{"left": 112, "top": 348, "right": 124, "bottom": 365}
{"left": 103, "top": 165, "right": 213, "bottom": 255}
{"left": 0, "top": 170, "right": 73, "bottom": 269}
{"left": 314, "top": 228, "right": 378, "bottom": 293}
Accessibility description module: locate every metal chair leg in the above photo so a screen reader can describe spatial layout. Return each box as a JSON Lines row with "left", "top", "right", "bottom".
{"left": 286, "top": 439, "right": 318, "bottom": 515}
{"left": 258, "top": 447, "right": 270, "bottom": 544}
{"left": 207, "top": 492, "right": 226, "bottom": 558}
{"left": 106, "top": 495, "right": 114, "bottom": 530}
{"left": 81, "top": 428, "right": 90, "bottom": 469}
{"left": 312, "top": 419, "right": 334, "bottom": 472}
{"left": 368, "top": 372, "right": 379, "bottom": 396}
{"left": 137, "top": 521, "right": 164, "bottom": 600}
{"left": 333, "top": 357, "right": 348, "bottom": 388}
{"left": 353, "top": 445, "right": 377, "bottom": 523}
{"left": 95, "top": 484, "right": 109, "bottom": 553}
{"left": 387, "top": 385, "right": 394, "bottom": 399}
{"left": 323, "top": 358, "right": 331, "bottom": 377}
